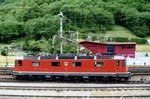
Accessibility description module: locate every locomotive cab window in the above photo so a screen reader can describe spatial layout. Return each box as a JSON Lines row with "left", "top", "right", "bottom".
{"left": 116, "top": 60, "right": 120, "bottom": 66}
{"left": 94, "top": 62, "right": 104, "bottom": 67}
{"left": 32, "top": 62, "right": 40, "bottom": 66}
{"left": 72, "top": 62, "right": 82, "bottom": 67}
{"left": 18, "top": 60, "right": 22, "bottom": 66}
{"left": 52, "top": 62, "right": 60, "bottom": 66}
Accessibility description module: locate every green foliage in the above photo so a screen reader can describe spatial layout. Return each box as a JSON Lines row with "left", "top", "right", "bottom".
{"left": 22, "top": 36, "right": 77, "bottom": 54}
{"left": 25, "top": 15, "right": 59, "bottom": 40}
{"left": 1, "top": 49, "right": 8, "bottom": 56}
{"left": 114, "top": 37, "right": 129, "bottom": 42}
{"left": 23, "top": 37, "right": 51, "bottom": 53}
{"left": 61, "top": 5, "right": 114, "bottom": 32}
{"left": 105, "top": 0, "right": 150, "bottom": 37}
{"left": 0, "top": 0, "right": 150, "bottom": 45}
{"left": 129, "top": 38, "right": 148, "bottom": 44}
{"left": 81, "top": 34, "right": 88, "bottom": 39}
{"left": 114, "top": 37, "right": 148, "bottom": 44}
{"left": 0, "top": 0, "right": 4, "bottom": 4}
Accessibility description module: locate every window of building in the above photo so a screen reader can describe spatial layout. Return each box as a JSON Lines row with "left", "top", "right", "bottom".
{"left": 94, "top": 62, "right": 104, "bottom": 67}
{"left": 32, "top": 62, "right": 40, "bottom": 66}
{"left": 116, "top": 60, "right": 120, "bottom": 66}
{"left": 127, "top": 46, "right": 134, "bottom": 49}
{"left": 122, "top": 46, "right": 126, "bottom": 49}
{"left": 51, "top": 62, "right": 60, "bottom": 66}
{"left": 18, "top": 60, "right": 22, "bottom": 66}
{"left": 72, "top": 62, "right": 82, "bottom": 67}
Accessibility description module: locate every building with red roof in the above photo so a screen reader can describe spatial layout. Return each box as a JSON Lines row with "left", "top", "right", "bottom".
{"left": 80, "top": 41, "right": 136, "bottom": 58}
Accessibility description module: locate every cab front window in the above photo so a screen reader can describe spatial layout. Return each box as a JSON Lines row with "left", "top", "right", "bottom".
{"left": 18, "top": 60, "right": 22, "bottom": 66}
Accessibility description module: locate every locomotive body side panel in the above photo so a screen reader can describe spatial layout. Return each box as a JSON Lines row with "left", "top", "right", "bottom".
{"left": 13, "top": 59, "right": 131, "bottom": 79}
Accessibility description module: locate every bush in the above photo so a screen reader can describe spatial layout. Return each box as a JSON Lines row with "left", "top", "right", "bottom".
{"left": 129, "top": 38, "right": 148, "bottom": 44}
{"left": 61, "top": 5, "right": 115, "bottom": 32}
{"left": 1, "top": 49, "right": 8, "bottom": 56}
{"left": 114, "top": 37, "right": 148, "bottom": 44}
{"left": 91, "top": 36, "right": 97, "bottom": 41}
{"left": 81, "top": 34, "right": 88, "bottom": 39}
{"left": 114, "top": 37, "right": 129, "bottom": 42}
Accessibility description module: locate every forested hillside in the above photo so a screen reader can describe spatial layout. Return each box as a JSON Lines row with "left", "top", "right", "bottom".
{"left": 0, "top": 0, "right": 150, "bottom": 43}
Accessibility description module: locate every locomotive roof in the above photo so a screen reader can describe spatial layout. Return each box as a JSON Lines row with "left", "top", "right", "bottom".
{"left": 80, "top": 40, "right": 136, "bottom": 45}
{"left": 16, "top": 55, "right": 124, "bottom": 60}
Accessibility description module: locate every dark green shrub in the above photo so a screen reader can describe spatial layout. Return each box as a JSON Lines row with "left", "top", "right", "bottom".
{"left": 114, "top": 37, "right": 129, "bottom": 42}
{"left": 81, "top": 34, "right": 88, "bottom": 39}
{"left": 114, "top": 37, "right": 148, "bottom": 44}
{"left": 1, "top": 50, "right": 8, "bottom": 56}
{"left": 129, "top": 38, "right": 148, "bottom": 44}
{"left": 92, "top": 36, "right": 97, "bottom": 41}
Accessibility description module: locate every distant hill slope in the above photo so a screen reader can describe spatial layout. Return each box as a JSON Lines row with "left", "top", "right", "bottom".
{"left": 86, "top": 25, "right": 138, "bottom": 38}
{"left": 104, "top": 25, "right": 139, "bottom": 38}
{"left": 0, "top": 0, "right": 150, "bottom": 43}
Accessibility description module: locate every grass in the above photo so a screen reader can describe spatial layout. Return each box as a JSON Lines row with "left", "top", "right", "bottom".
{"left": 0, "top": 55, "right": 15, "bottom": 67}
{"left": 86, "top": 25, "right": 139, "bottom": 38}
{"left": 136, "top": 45, "right": 150, "bottom": 52}
{"left": 104, "top": 25, "right": 139, "bottom": 38}
{"left": 0, "top": 44, "right": 10, "bottom": 49}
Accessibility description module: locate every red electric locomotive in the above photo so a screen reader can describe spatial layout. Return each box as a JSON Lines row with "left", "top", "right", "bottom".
{"left": 13, "top": 55, "right": 131, "bottom": 81}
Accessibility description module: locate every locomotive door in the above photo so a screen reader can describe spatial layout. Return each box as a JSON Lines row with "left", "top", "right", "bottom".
{"left": 115, "top": 60, "right": 121, "bottom": 72}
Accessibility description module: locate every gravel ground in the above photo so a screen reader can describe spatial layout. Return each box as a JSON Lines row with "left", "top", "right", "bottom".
{"left": 0, "top": 82, "right": 149, "bottom": 98}
{"left": 0, "top": 89, "right": 149, "bottom": 97}
{"left": 0, "top": 82, "right": 150, "bottom": 88}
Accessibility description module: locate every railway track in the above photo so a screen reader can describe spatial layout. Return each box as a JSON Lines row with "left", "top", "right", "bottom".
{"left": 0, "top": 94, "right": 150, "bottom": 98}
{"left": 0, "top": 67, "right": 150, "bottom": 98}
{"left": 0, "top": 67, "right": 150, "bottom": 84}
{"left": 0, "top": 67, "right": 12, "bottom": 75}
{"left": 129, "top": 66, "right": 150, "bottom": 73}
{"left": 0, "top": 74, "right": 150, "bottom": 84}
{"left": 0, "top": 83, "right": 149, "bottom": 99}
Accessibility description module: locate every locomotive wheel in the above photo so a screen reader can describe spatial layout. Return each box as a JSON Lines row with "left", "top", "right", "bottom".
{"left": 51, "top": 76, "right": 56, "bottom": 81}
{"left": 102, "top": 77, "right": 109, "bottom": 81}
{"left": 15, "top": 76, "right": 22, "bottom": 80}
{"left": 115, "top": 77, "right": 121, "bottom": 81}
{"left": 82, "top": 76, "right": 89, "bottom": 82}
{"left": 89, "top": 76, "right": 99, "bottom": 82}
{"left": 37, "top": 75, "right": 45, "bottom": 80}
{"left": 51, "top": 76, "right": 62, "bottom": 81}
{"left": 120, "top": 77, "right": 129, "bottom": 82}
{"left": 23, "top": 75, "right": 29, "bottom": 80}
{"left": 29, "top": 75, "right": 37, "bottom": 80}
{"left": 64, "top": 76, "right": 70, "bottom": 81}
{"left": 108, "top": 77, "right": 115, "bottom": 81}
{"left": 72, "top": 76, "right": 82, "bottom": 82}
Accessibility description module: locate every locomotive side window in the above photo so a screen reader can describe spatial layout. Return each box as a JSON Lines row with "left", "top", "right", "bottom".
{"left": 18, "top": 60, "right": 22, "bottom": 66}
{"left": 94, "top": 62, "right": 104, "bottom": 67}
{"left": 52, "top": 62, "right": 60, "bottom": 66}
{"left": 72, "top": 62, "right": 82, "bottom": 67}
{"left": 32, "top": 62, "right": 40, "bottom": 66}
{"left": 116, "top": 60, "right": 120, "bottom": 66}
